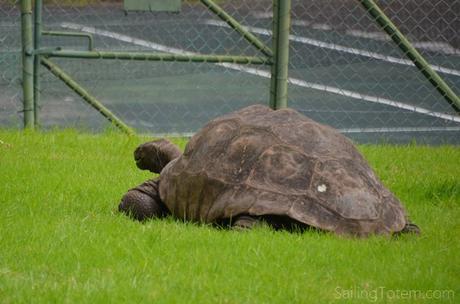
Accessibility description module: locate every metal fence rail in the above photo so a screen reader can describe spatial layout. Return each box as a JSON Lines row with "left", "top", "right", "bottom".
{"left": 1, "top": 0, "right": 459, "bottom": 144}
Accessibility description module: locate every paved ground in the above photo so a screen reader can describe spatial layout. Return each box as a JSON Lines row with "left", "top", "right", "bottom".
{"left": 1, "top": 1, "right": 459, "bottom": 143}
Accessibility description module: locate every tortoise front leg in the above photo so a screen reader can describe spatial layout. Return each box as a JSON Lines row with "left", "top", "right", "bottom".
{"left": 119, "top": 179, "right": 170, "bottom": 221}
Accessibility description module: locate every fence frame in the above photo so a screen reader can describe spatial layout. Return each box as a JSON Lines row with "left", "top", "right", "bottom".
{"left": 20, "top": 0, "right": 292, "bottom": 134}
{"left": 20, "top": 0, "right": 34, "bottom": 129}
{"left": 20, "top": 0, "right": 459, "bottom": 133}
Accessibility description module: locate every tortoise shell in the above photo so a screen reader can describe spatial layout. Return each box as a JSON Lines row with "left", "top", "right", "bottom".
{"left": 158, "top": 105, "right": 407, "bottom": 235}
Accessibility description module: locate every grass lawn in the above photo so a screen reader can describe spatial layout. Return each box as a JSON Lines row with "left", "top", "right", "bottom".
{"left": 0, "top": 130, "right": 458, "bottom": 303}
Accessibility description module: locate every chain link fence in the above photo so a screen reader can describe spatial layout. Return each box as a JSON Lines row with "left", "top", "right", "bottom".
{"left": 0, "top": 2, "right": 21, "bottom": 128}
{"left": 1, "top": 0, "right": 459, "bottom": 143}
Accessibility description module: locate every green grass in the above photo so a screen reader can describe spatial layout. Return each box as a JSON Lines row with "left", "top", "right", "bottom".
{"left": 0, "top": 130, "right": 459, "bottom": 303}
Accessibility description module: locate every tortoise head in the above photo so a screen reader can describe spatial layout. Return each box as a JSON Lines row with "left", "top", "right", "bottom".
{"left": 134, "top": 139, "right": 182, "bottom": 174}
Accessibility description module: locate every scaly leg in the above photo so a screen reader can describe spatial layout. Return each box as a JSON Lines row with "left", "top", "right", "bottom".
{"left": 119, "top": 179, "right": 170, "bottom": 221}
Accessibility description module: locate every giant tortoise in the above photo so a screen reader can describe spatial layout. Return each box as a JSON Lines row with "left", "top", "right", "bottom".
{"left": 119, "top": 105, "right": 419, "bottom": 236}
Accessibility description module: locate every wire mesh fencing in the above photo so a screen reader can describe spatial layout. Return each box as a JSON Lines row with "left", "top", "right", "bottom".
{"left": 0, "top": 2, "right": 22, "bottom": 128}
{"left": 1, "top": 0, "right": 459, "bottom": 143}
{"left": 288, "top": 0, "right": 460, "bottom": 144}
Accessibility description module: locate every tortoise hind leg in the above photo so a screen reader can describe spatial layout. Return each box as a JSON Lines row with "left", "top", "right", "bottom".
{"left": 119, "top": 179, "right": 170, "bottom": 221}
{"left": 232, "top": 215, "right": 261, "bottom": 230}
{"left": 231, "top": 215, "right": 309, "bottom": 232}
{"left": 394, "top": 221, "right": 421, "bottom": 236}
{"left": 401, "top": 222, "right": 421, "bottom": 234}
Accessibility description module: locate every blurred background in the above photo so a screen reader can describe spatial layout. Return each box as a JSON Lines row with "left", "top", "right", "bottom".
{"left": 1, "top": 0, "right": 459, "bottom": 143}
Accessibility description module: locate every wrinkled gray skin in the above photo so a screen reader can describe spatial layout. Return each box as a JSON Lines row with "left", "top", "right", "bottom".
{"left": 119, "top": 105, "right": 420, "bottom": 236}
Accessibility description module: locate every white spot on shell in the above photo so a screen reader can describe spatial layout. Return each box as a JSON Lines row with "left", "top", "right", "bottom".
{"left": 317, "top": 184, "right": 327, "bottom": 193}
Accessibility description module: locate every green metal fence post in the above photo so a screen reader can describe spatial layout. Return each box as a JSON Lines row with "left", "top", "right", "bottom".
{"left": 33, "top": 0, "right": 43, "bottom": 127}
{"left": 269, "top": 0, "right": 279, "bottom": 109}
{"left": 20, "top": 0, "right": 34, "bottom": 129}
{"left": 359, "top": 0, "right": 460, "bottom": 114}
{"left": 269, "top": 0, "right": 291, "bottom": 110}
